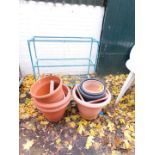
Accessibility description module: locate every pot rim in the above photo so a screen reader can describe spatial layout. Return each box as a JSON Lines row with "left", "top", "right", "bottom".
{"left": 80, "top": 78, "right": 106, "bottom": 96}
{"left": 72, "top": 85, "right": 111, "bottom": 108}
{"left": 78, "top": 85, "right": 106, "bottom": 100}
{"left": 34, "top": 98, "right": 70, "bottom": 113}
{"left": 89, "top": 90, "right": 109, "bottom": 103}
{"left": 82, "top": 79, "right": 105, "bottom": 94}
{"left": 33, "top": 84, "right": 71, "bottom": 110}
{"left": 30, "top": 75, "right": 63, "bottom": 99}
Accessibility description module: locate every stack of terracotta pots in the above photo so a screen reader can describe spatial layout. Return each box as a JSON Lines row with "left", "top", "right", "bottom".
{"left": 72, "top": 79, "right": 111, "bottom": 120}
{"left": 30, "top": 76, "right": 111, "bottom": 122}
{"left": 30, "top": 76, "right": 71, "bottom": 122}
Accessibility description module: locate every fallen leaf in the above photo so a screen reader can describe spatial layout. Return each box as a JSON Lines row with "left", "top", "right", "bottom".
{"left": 68, "top": 144, "right": 73, "bottom": 150}
{"left": 23, "top": 139, "right": 34, "bottom": 150}
{"left": 124, "top": 130, "right": 133, "bottom": 142}
{"left": 77, "top": 124, "right": 85, "bottom": 135}
{"left": 123, "top": 140, "right": 131, "bottom": 149}
{"left": 40, "top": 121, "right": 49, "bottom": 125}
{"left": 37, "top": 115, "right": 45, "bottom": 121}
{"left": 119, "top": 118, "right": 125, "bottom": 124}
{"left": 96, "top": 124, "right": 103, "bottom": 129}
{"left": 89, "top": 122, "right": 96, "bottom": 128}
{"left": 23, "top": 122, "right": 36, "bottom": 131}
{"left": 68, "top": 122, "right": 76, "bottom": 128}
{"left": 99, "top": 131, "right": 105, "bottom": 137}
{"left": 20, "top": 113, "right": 30, "bottom": 120}
{"left": 114, "top": 136, "right": 122, "bottom": 147}
{"left": 107, "top": 121, "right": 115, "bottom": 132}
{"left": 79, "top": 119, "right": 88, "bottom": 126}
{"left": 112, "top": 150, "right": 121, "bottom": 155}
{"left": 85, "top": 136, "right": 94, "bottom": 149}
{"left": 55, "top": 138, "right": 61, "bottom": 145}
{"left": 128, "top": 125, "right": 134, "bottom": 132}
{"left": 25, "top": 98, "right": 31, "bottom": 104}
{"left": 65, "top": 117, "right": 70, "bottom": 122}
{"left": 71, "top": 114, "right": 80, "bottom": 121}
{"left": 20, "top": 93, "right": 26, "bottom": 98}
{"left": 89, "top": 129, "right": 96, "bottom": 136}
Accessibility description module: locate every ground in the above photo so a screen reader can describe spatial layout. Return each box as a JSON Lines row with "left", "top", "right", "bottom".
{"left": 19, "top": 74, "right": 135, "bottom": 155}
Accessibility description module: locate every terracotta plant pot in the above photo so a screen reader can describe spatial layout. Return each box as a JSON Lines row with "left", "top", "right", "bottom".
{"left": 82, "top": 79, "right": 105, "bottom": 95}
{"left": 78, "top": 79, "right": 106, "bottom": 101}
{"left": 72, "top": 85, "right": 111, "bottom": 120}
{"left": 33, "top": 84, "right": 71, "bottom": 122}
{"left": 30, "top": 75, "right": 64, "bottom": 103}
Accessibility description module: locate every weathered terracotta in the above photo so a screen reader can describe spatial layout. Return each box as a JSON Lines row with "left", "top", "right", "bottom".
{"left": 72, "top": 85, "right": 111, "bottom": 120}
{"left": 82, "top": 79, "right": 105, "bottom": 94}
{"left": 33, "top": 84, "right": 71, "bottom": 122}
{"left": 30, "top": 75, "right": 64, "bottom": 103}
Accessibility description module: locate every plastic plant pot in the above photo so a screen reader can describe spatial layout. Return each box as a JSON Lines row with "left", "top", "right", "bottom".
{"left": 72, "top": 85, "right": 111, "bottom": 120}
{"left": 89, "top": 90, "right": 109, "bottom": 103}
{"left": 78, "top": 85, "right": 106, "bottom": 101}
{"left": 33, "top": 84, "right": 71, "bottom": 122}
{"left": 30, "top": 75, "right": 64, "bottom": 103}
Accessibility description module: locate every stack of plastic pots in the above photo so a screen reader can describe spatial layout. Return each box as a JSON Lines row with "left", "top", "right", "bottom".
{"left": 72, "top": 79, "right": 111, "bottom": 120}
{"left": 30, "top": 75, "right": 71, "bottom": 122}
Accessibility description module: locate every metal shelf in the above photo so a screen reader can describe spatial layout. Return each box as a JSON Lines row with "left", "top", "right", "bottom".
{"left": 27, "top": 36, "right": 99, "bottom": 80}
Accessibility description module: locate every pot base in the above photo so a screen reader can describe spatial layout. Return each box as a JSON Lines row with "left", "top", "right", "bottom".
{"left": 42, "top": 107, "right": 66, "bottom": 122}
{"left": 79, "top": 112, "right": 99, "bottom": 120}
{"left": 72, "top": 85, "right": 111, "bottom": 121}
{"left": 77, "top": 104, "right": 102, "bottom": 120}
{"left": 33, "top": 84, "right": 71, "bottom": 122}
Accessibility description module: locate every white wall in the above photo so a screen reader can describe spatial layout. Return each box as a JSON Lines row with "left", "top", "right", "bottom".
{"left": 19, "top": 1, "right": 104, "bottom": 76}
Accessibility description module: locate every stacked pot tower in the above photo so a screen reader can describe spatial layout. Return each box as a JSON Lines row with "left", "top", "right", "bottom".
{"left": 72, "top": 79, "right": 111, "bottom": 120}
{"left": 30, "top": 75, "right": 111, "bottom": 122}
{"left": 30, "top": 76, "right": 71, "bottom": 122}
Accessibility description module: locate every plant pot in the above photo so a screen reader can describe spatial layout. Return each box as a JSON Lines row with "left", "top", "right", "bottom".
{"left": 77, "top": 87, "right": 109, "bottom": 104}
{"left": 78, "top": 79, "right": 106, "bottom": 101}
{"left": 30, "top": 75, "right": 64, "bottom": 103}
{"left": 33, "top": 84, "right": 71, "bottom": 122}
{"left": 81, "top": 79, "right": 106, "bottom": 95}
{"left": 72, "top": 85, "right": 111, "bottom": 120}
{"left": 78, "top": 85, "right": 105, "bottom": 101}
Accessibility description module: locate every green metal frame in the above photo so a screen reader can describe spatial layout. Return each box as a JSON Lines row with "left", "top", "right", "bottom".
{"left": 27, "top": 36, "right": 99, "bottom": 80}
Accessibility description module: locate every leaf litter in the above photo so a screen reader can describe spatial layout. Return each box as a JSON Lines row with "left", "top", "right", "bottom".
{"left": 19, "top": 74, "right": 135, "bottom": 155}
